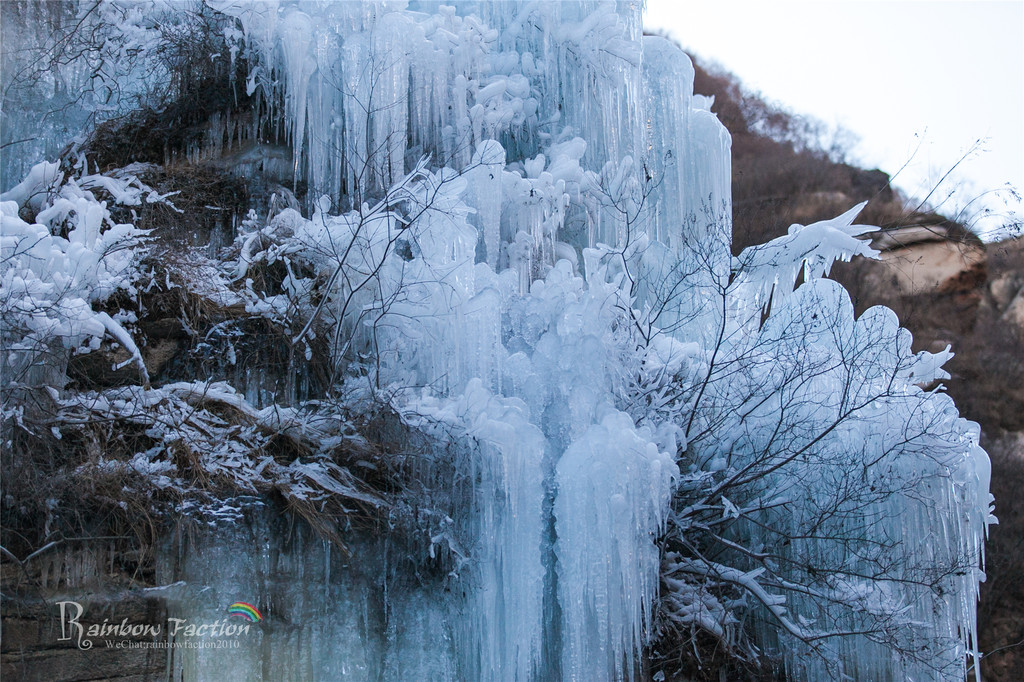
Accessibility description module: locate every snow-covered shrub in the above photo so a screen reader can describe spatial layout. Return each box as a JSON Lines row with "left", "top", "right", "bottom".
{"left": 1, "top": 162, "right": 152, "bottom": 393}
{"left": 0, "top": 157, "right": 399, "bottom": 546}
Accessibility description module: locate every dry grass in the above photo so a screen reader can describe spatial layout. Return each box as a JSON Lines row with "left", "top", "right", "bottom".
{"left": 0, "top": 378, "right": 406, "bottom": 595}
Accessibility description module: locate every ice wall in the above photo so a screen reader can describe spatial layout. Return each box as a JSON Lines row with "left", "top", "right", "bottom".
{"left": 1, "top": 2, "right": 81, "bottom": 186}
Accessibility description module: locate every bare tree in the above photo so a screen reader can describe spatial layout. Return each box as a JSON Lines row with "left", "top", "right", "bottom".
{"left": 663, "top": 232, "right": 983, "bottom": 680}
{"left": 579, "top": 165, "right": 989, "bottom": 679}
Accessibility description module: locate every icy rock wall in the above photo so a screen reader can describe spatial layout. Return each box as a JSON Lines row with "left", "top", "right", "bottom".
{"left": 0, "top": 0, "right": 991, "bottom": 679}
{"left": 160, "top": 386, "right": 546, "bottom": 682}
{"left": 0, "top": 2, "right": 991, "bottom": 679}
{"left": 0, "top": 2, "right": 84, "bottom": 186}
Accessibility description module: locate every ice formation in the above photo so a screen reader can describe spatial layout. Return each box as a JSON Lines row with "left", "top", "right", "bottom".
{"left": 0, "top": 1, "right": 993, "bottom": 681}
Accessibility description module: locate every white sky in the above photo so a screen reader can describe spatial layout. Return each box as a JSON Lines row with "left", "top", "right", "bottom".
{"left": 642, "top": 0, "right": 1024, "bottom": 239}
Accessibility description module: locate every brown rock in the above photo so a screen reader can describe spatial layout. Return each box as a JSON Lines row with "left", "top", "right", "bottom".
{"left": 1, "top": 645, "right": 165, "bottom": 682}
{"left": 141, "top": 338, "right": 181, "bottom": 377}
{"left": 66, "top": 345, "right": 146, "bottom": 389}
{"left": 871, "top": 235, "right": 986, "bottom": 296}
{"left": 1, "top": 593, "right": 168, "bottom": 682}
{"left": 138, "top": 318, "right": 188, "bottom": 340}
{"left": 989, "top": 274, "right": 1021, "bottom": 310}
{"left": 1003, "top": 291, "right": 1024, "bottom": 330}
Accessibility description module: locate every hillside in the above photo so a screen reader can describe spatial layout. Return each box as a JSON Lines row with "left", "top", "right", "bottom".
{"left": 688, "top": 54, "right": 1024, "bottom": 681}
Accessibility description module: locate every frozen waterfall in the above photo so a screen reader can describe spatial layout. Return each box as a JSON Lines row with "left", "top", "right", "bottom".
{"left": 161, "top": 2, "right": 709, "bottom": 679}
{"left": 1, "top": 0, "right": 991, "bottom": 680}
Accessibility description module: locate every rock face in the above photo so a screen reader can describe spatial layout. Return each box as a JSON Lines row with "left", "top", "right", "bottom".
{"left": 1, "top": 596, "right": 168, "bottom": 682}
{"left": 829, "top": 225, "right": 986, "bottom": 361}
{"left": 868, "top": 225, "right": 987, "bottom": 296}
{"left": 987, "top": 261, "right": 1024, "bottom": 331}
{"left": 1001, "top": 290, "right": 1024, "bottom": 328}
{"left": 1, "top": 547, "right": 169, "bottom": 682}
{"left": 972, "top": 238, "right": 1024, "bottom": 430}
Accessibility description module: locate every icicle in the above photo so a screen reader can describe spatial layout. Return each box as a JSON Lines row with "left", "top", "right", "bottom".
{"left": 471, "top": 140, "right": 506, "bottom": 269}
{"left": 641, "top": 37, "right": 693, "bottom": 251}
{"left": 555, "top": 411, "right": 677, "bottom": 682}
{"left": 685, "top": 108, "right": 732, "bottom": 248}
{"left": 277, "top": 8, "right": 316, "bottom": 182}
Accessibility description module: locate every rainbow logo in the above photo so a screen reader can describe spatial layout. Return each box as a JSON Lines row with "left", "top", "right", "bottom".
{"left": 226, "top": 602, "right": 263, "bottom": 623}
